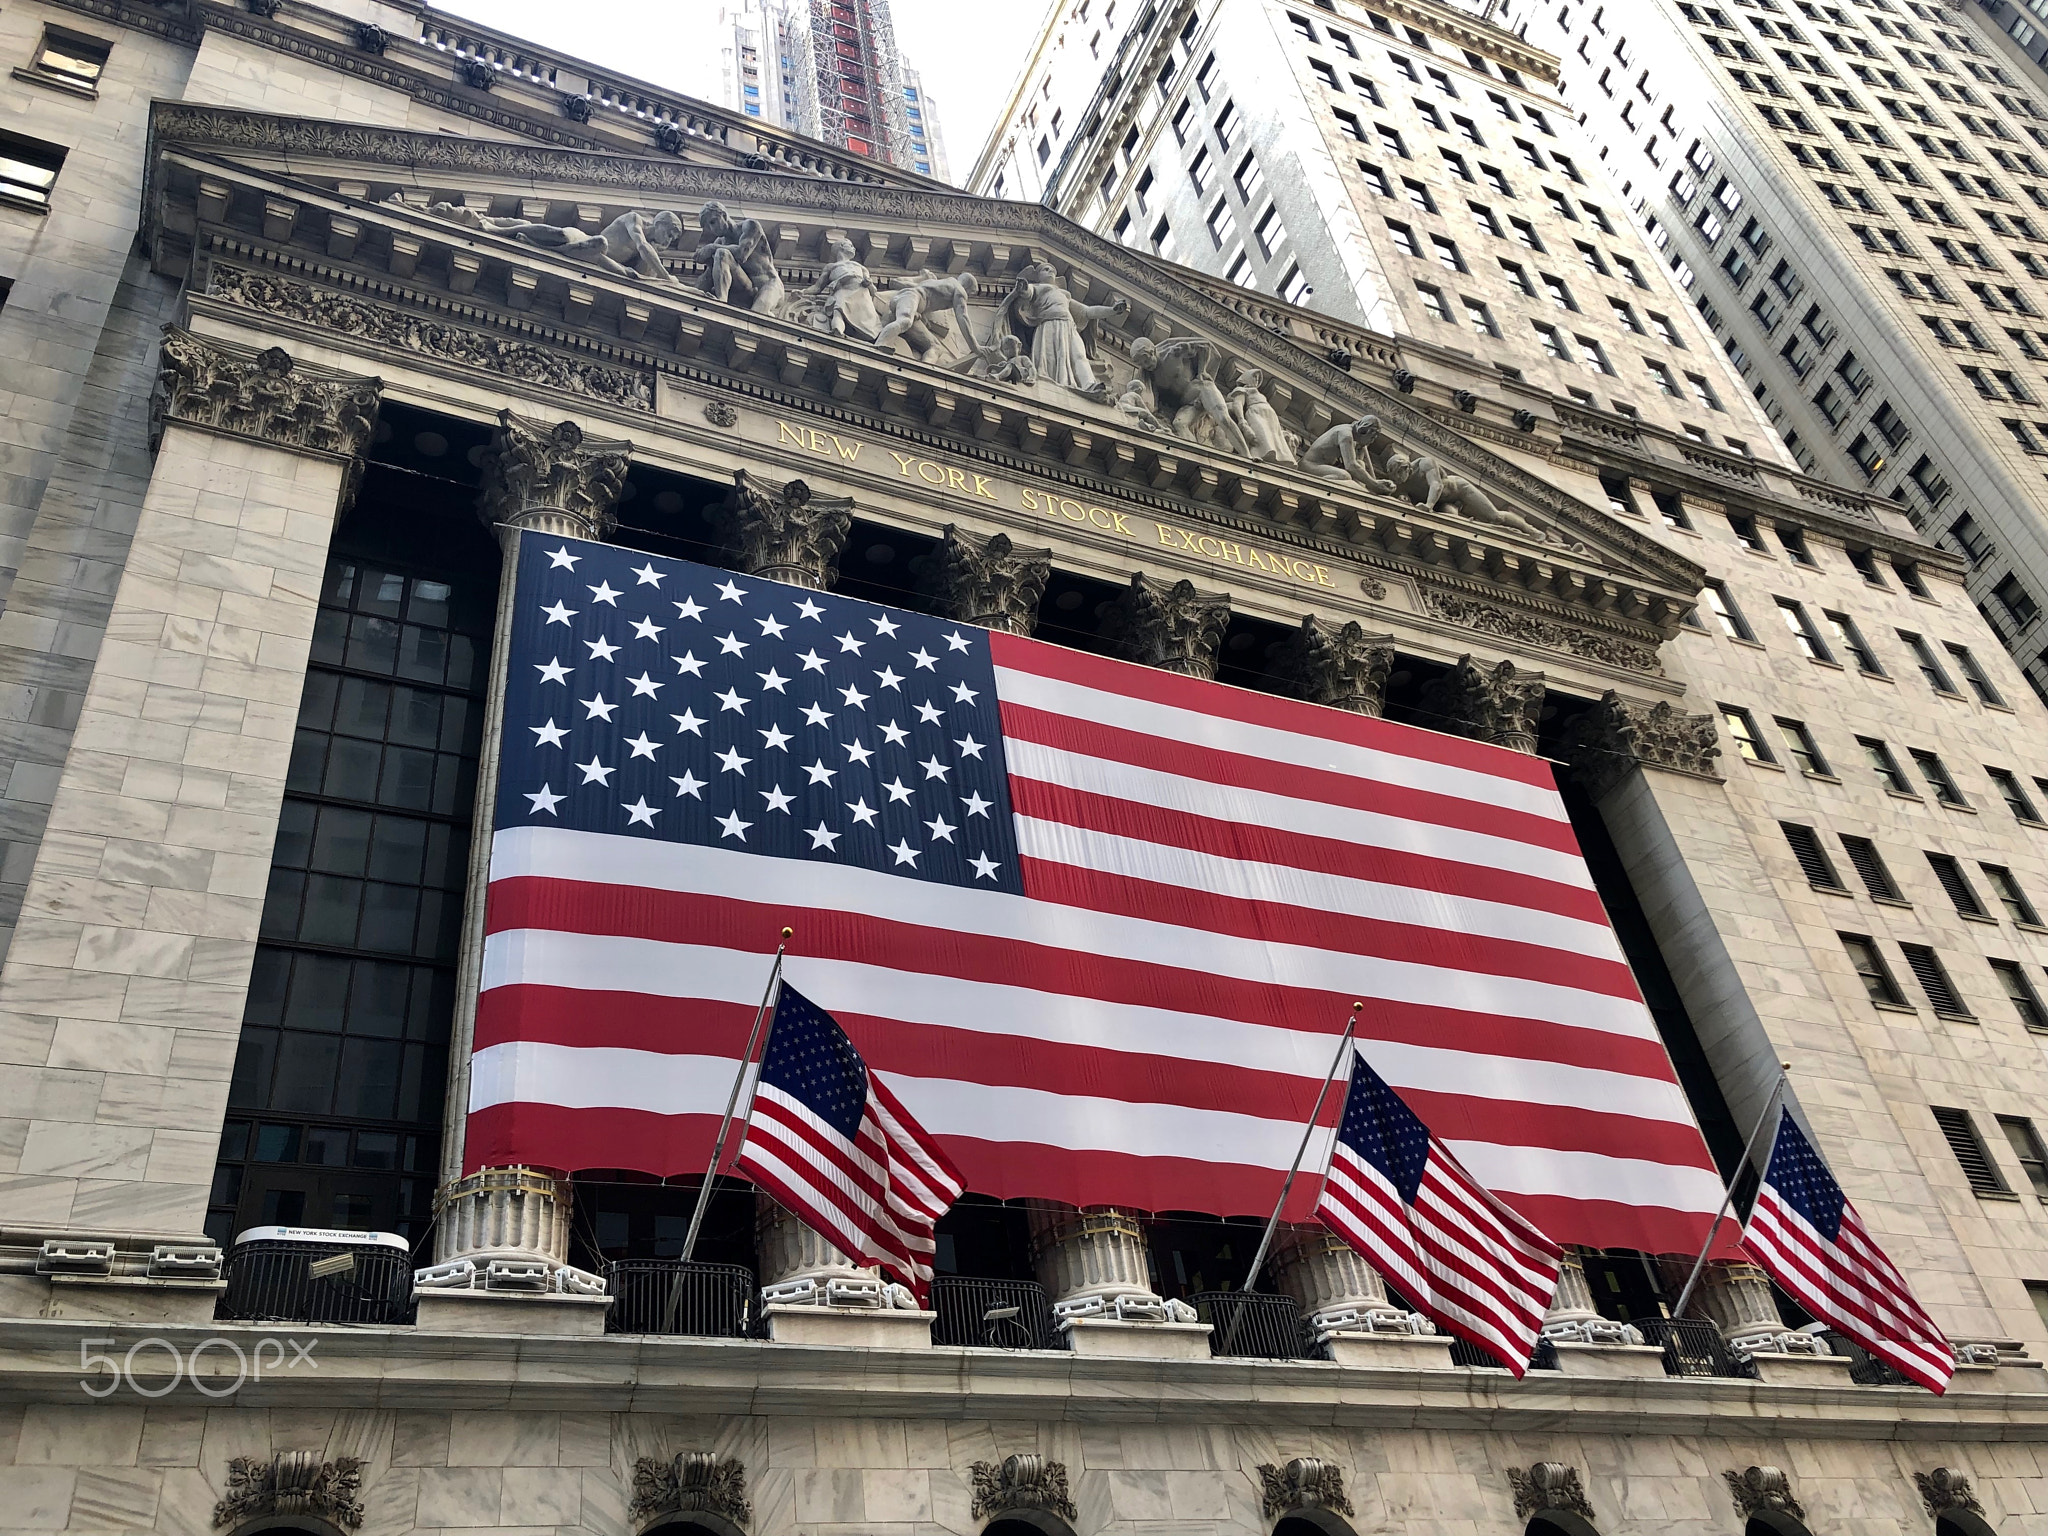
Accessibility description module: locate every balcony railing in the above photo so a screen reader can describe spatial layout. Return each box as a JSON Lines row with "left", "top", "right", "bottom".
{"left": 1192, "top": 1291, "right": 1308, "bottom": 1359}
{"left": 1638, "top": 1317, "right": 1760, "bottom": 1380}
{"left": 604, "top": 1260, "right": 754, "bottom": 1338}
{"left": 218, "top": 1234, "right": 415, "bottom": 1326}
{"left": 1449, "top": 1336, "right": 1560, "bottom": 1371}
{"left": 1820, "top": 1330, "right": 1913, "bottom": 1385}
{"left": 930, "top": 1277, "right": 1063, "bottom": 1350}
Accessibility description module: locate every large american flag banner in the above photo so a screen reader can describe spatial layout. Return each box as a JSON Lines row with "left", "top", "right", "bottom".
{"left": 468, "top": 531, "right": 1737, "bottom": 1254}
{"left": 1745, "top": 1114, "right": 1953, "bottom": 1393}
{"left": 1315, "top": 1047, "right": 1563, "bottom": 1375}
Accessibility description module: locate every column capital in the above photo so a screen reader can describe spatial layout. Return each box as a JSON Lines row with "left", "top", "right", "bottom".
{"left": 1421, "top": 654, "right": 1546, "bottom": 753}
{"left": 476, "top": 409, "right": 632, "bottom": 543}
{"left": 151, "top": 324, "right": 382, "bottom": 469}
{"left": 1563, "top": 688, "right": 1723, "bottom": 798}
{"left": 1278, "top": 617, "right": 1395, "bottom": 716}
{"left": 1101, "top": 572, "right": 1231, "bottom": 678}
{"left": 711, "top": 469, "right": 854, "bottom": 590}
{"left": 914, "top": 524, "right": 1052, "bottom": 634}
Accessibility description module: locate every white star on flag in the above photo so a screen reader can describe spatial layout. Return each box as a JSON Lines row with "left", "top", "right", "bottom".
{"left": 798, "top": 649, "right": 828, "bottom": 673}
{"left": 586, "top": 636, "right": 620, "bottom": 662}
{"left": 879, "top": 721, "right": 909, "bottom": 746}
{"left": 716, "top": 809, "right": 751, "bottom": 839}
{"left": 715, "top": 687, "right": 749, "bottom": 713}
{"left": 794, "top": 598, "right": 824, "bottom": 620}
{"left": 919, "top": 756, "right": 951, "bottom": 781}
{"left": 945, "top": 631, "right": 971, "bottom": 652}
{"left": 716, "top": 746, "right": 752, "bottom": 774}
{"left": 631, "top": 562, "right": 664, "bottom": 586}
{"left": 872, "top": 614, "right": 900, "bottom": 637}
{"left": 631, "top": 617, "right": 664, "bottom": 641}
{"left": 542, "top": 600, "right": 576, "bottom": 626}
{"left": 675, "top": 597, "right": 705, "bottom": 620}
{"left": 839, "top": 684, "right": 869, "bottom": 708}
{"left": 628, "top": 673, "right": 661, "bottom": 698}
{"left": 925, "top": 815, "right": 957, "bottom": 843}
{"left": 847, "top": 798, "right": 878, "bottom": 827}
{"left": 715, "top": 579, "right": 747, "bottom": 603}
{"left": 800, "top": 703, "right": 832, "bottom": 727}
{"left": 547, "top": 547, "right": 579, "bottom": 569}
{"left": 760, "top": 724, "right": 793, "bottom": 751}
{"left": 583, "top": 693, "right": 618, "bottom": 722}
{"left": 836, "top": 631, "right": 865, "bottom": 654}
{"left": 883, "top": 777, "right": 913, "bottom": 804}
{"left": 758, "top": 615, "right": 788, "bottom": 638}
{"left": 914, "top": 700, "right": 942, "bottom": 724}
{"left": 950, "top": 682, "right": 979, "bottom": 704}
{"left": 910, "top": 649, "right": 937, "bottom": 670}
{"left": 843, "top": 739, "right": 875, "bottom": 766}
{"left": 762, "top": 785, "right": 795, "bottom": 813}
{"left": 969, "top": 853, "right": 1001, "bottom": 880}
{"left": 672, "top": 709, "right": 705, "bottom": 736}
{"left": 674, "top": 651, "right": 706, "bottom": 676}
{"left": 526, "top": 783, "right": 564, "bottom": 814}
{"left": 804, "top": 760, "right": 836, "bottom": 785}
{"left": 622, "top": 797, "right": 659, "bottom": 826}
{"left": 535, "top": 657, "right": 570, "bottom": 684}
{"left": 875, "top": 666, "right": 904, "bottom": 690}
{"left": 955, "top": 735, "right": 984, "bottom": 758}
{"left": 671, "top": 771, "right": 706, "bottom": 799}
{"left": 806, "top": 822, "right": 841, "bottom": 850}
{"left": 961, "top": 791, "right": 992, "bottom": 817}
{"left": 625, "top": 733, "right": 660, "bottom": 761}
{"left": 758, "top": 668, "right": 789, "bottom": 693}
{"left": 531, "top": 719, "right": 567, "bottom": 748}
{"left": 577, "top": 756, "right": 613, "bottom": 785}
{"left": 588, "top": 581, "right": 620, "bottom": 605}
{"left": 888, "top": 838, "right": 921, "bottom": 867}
{"left": 717, "top": 633, "right": 748, "bottom": 655}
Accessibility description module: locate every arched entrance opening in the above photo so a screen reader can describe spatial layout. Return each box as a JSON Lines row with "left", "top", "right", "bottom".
{"left": 1275, "top": 1511, "right": 1356, "bottom": 1536}
{"left": 643, "top": 1518, "right": 746, "bottom": 1536}
{"left": 1526, "top": 1515, "right": 1600, "bottom": 1536}
{"left": 1746, "top": 1515, "right": 1815, "bottom": 1536}
{"left": 984, "top": 1516, "right": 1078, "bottom": 1536}
{"left": 1937, "top": 1513, "right": 2000, "bottom": 1536}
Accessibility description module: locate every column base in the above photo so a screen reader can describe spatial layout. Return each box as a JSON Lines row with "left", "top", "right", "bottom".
{"left": 413, "top": 1287, "right": 611, "bottom": 1335}
{"left": 1549, "top": 1341, "right": 1670, "bottom": 1378}
{"left": 1324, "top": 1332, "right": 1457, "bottom": 1369}
{"left": 762, "top": 1304, "right": 934, "bottom": 1347}
{"left": 1749, "top": 1351, "right": 1854, "bottom": 1386}
{"left": 1059, "top": 1316, "right": 1213, "bottom": 1359}
{"left": 0, "top": 1273, "right": 228, "bottom": 1326}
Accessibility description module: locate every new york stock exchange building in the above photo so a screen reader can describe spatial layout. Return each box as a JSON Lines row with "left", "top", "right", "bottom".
{"left": 0, "top": 0, "right": 2045, "bottom": 1532}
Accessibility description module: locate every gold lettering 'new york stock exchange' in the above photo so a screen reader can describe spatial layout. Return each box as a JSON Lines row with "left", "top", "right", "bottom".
{"left": 776, "top": 418, "right": 1336, "bottom": 590}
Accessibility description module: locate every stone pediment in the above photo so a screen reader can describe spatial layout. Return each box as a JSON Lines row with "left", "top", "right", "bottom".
{"left": 143, "top": 105, "right": 1704, "bottom": 649}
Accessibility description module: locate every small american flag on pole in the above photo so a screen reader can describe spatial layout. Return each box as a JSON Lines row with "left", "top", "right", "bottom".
{"left": 1744, "top": 1114, "right": 1953, "bottom": 1393}
{"left": 1315, "top": 1048, "right": 1564, "bottom": 1375}
{"left": 733, "top": 981, "right": 964, "bottom": 1300}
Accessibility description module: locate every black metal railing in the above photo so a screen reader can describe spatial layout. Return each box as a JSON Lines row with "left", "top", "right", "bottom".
{"left": 930, "top": 1276, "right": 1063, "bottom": 1350}
{"left": 1639, "top": 1316, "right": 1759, "bottom": 1380}
{"left": 1821, "top": 1329, "right": 1913, "bottom": 1385}
{"left": 1449, "top": 1335, "right": 1559, "bottom": 1371}
{"left": 605, "top": 1260, "right": 754, "bottom": 1337}
{"left": 1193, "top": 1291, "right": 1307, "bottom": 1359}
{"left": 218, "top": 1237, "right": 415, "bottom": 1325}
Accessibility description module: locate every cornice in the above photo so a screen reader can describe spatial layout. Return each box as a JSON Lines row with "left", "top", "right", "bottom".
{"left": 34, "top": 0, "right": 200, "bottom": 46}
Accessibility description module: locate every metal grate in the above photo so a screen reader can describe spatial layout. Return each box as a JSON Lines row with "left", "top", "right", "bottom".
{"left": 1193, "top": 1291, "right": 1308, "bottom": 1359}
{"left": 929, "top": 1277, "right": 1063, "bottom": 1350}
{"left": 218, "top": 1236, "right": 415, "bottom": 1325}
{"left": 1821, "top": 1329, "right": 1913, "bottom": 1386}
{"left": 1780, "top": 822, "right": 1843, "bottom": 889}
{"left": 1449, "top": 1335, "right": 1559, "bottom": 1371}
{"left": 604, "top": 1260, "right": 754, "bottom": 1337}
{"left": 1638, "top": 1316, "right": 1759, "bottom": 1379}
{"left": 1902, "top": 943, "right": 1972, "bottom": 1017}
{"left": 1926, "top": 853, "right": 1988, "bottom": 918}
{"left": 1932, "top": 1106, "right": 2011, "bottom": 1196}
{"left": 1840, "top": 835, "right": 1903, "bottom": 900}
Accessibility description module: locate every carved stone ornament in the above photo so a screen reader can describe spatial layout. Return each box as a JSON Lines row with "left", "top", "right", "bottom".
{"left": 1258, "top": 1457, "right": 1355, "bottom": 1519}
{"left": 1278, "top": 617, "right": 1395, "bottom": 716}
{"left": 1101, "top": 572, "right": 1231, "bottom": 679}
{"left": 970, "top": 1454, "right": 1077, "bottom": 1523}
{"left": 354, "top": 21, "right": 388, "bottom": 53}
{"left": 1724, "top": 1467, "right": 1805, "bottom": 1522}
{"left": 1421, "top": 655, "right": 1545, "bottom": 754}
{"left": 152, "top": 325, "right": 381, "bottom": 470}
{"left": 475, "top": 409, "right": 632, "bottom": 542}
{"left": 710, "top": 470, "right": 854, "bottom": 590}
{"left": 212, "top": 1452, "right": 365, "bottom": 1531}
{"left": 1562, "top": 689, "right": 1722, "bottom": 799}
{"left": 1916, "top": 1467, "right": 1984, "bottom": 1517}
{"left": 630, "top": 1453, "right": 750, "bottom": 1528}
{"left": 209, "top": 265, "right": 654, "bottom": 411}
{"left": 1420, "top": 590, "right": 1662, "bottom": 673}
{"left": 1508, "top": 1463, "right": 1596, "bottom": 1524}
{"left": 705, "top": 398, "right": 740, "bottom": 428}
{"left": 913, "top": 524, "right": 1052, "bottom": 635}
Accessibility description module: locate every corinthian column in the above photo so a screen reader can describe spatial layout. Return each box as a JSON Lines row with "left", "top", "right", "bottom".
{"left": 1277, "top": 616, "right": 1395, "bottom": 716}
{"left": 1100, "top": 572, "right": 1232, "bottom": 677}
{"left": 914, "top": 524, "right": 1053, "bottom": 634}
{"left": 1419, "top": 655, "right": 1546, "bottom": 753}
{"left": 710, "top": 469, "right": 853, "bottom": 588}
{"left": 427, "top": 411, "right": 631, "bottom": 1323}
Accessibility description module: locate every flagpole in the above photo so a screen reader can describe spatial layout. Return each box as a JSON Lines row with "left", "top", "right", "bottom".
{"left": 1671, "top": 1059, "right": 1791, "bottom": 1319}
{"left": 678, "top": 928, "right": 792, "bottom": 1266}
{"left": 1218, "top": 1002, "right": 1362, "bottom": 1355}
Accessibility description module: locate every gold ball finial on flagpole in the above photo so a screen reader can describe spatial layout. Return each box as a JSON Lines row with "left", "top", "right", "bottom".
{"left": 781, "top": 927, "right": 793, "bottom": 940}
{"left": 1351, "top": 1000, "right": 1364, "bottom": 1012}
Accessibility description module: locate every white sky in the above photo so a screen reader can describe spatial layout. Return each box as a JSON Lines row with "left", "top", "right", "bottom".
{"left": 436, "top": 0, "right": 1053, "bottom": 180}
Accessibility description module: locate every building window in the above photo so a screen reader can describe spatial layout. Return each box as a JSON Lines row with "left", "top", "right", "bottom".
{"left": 1933, "top": 1106, "right": 2011, "bottom": 1194}
{"left": 1995, "top": 572, "right": 2041, "bottom": 629}
{"left": 1415, "top": 283, "right": 1451, "bottom": 321}
{"left": 1988, "top": 767, "right": 2041, "bottom": 823}
{"left": 24, "top": 26, "right": 111, "bottom": 93}
{"left": 1822, "top": 611, "right": 1883, "bottom": 675}
{"left": 1652, "top": 490, "right": 1690, "bottom": 530}
{"left": 1841, "top": 933, "right": 1907, "bottom": 1006}
{"left": 1898, "top": 631, "right": 1958, "bottom": 694}
{"left": 1776, "top": 717, "right": 1831, "bottom": 776}
{"left": 0, "top": 130, "right": 66, "bottom": 213}
{"left": 1702, "top": 581, "right": 1753, "bottom": 640}
{"left": 1253, "top": 204, "right": 1282, "bottom": 257}
{"left": 1998, "top": 1115, "right": 2048, "bottom": 1196}
{"left": 1775, "top": 598, "right": 1834, "bottom": 662}
{"left": 1279, "top": 266, "right": 1313, "bottom": 304}
{"left": 1775, "top": 525, "right": 1817, "bottom": 565}
{"left": 1996, "top": 965, "right": 2048, "bottom": 1032}
{"left": 1945, "top": 643, "right": 2004, "bottom": 706}
{"left": 1781, "top": 821, "right": 1844, "bottom": 889}
{"left": 1839, "top": 835, "right": 1904, "bottom": 903}
{"left": 1984, "top": 864, "right": 2042, "bottom": 925}
{"left": 1845, "top": 545, "right": 1887, "bottom": 587}
{"left": 1894, "top": 558, "right": 1931, "bottom": 597}
{"left": 1910, "top": 748, "right": 1969, "bottom": 806}
{"left": 1902, "top": 945, "right": 1973, "bottom": 1017}
{"left": 1857, "top": 737, "right": 1914, "bottom": 796}
{"left": 1720, "top": 704, "right": 1773, "bottom": 763}
{"left": 1926, "top": 852, "right": 1990, "bottom": 919}
{"left": 1727, "top": 513, "right": 1768, "bottom": 553}
{"left": 1463, "top": 296, "right": 1498, "bottom": 335}
{"left": 1151, "top": 217, "right": 1177, "bottom": 259}
{"left": 1236, "top": 153, "right": 1266, "bottom": 203}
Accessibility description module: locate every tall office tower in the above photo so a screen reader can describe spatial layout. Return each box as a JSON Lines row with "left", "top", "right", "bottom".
{"left": 717, "top": 0, "right": 819, "bottom": 136}
{"left": 1493, "top": 0, "right": 2048, "bottom": 705}
{"left": 1967, "top": 0, "right": 2048, "bottom": 74}
{"left": 969, "top": 0, "right": 1789, "bottom": 456}
{"left": 900, "top": 63, "right": 953, "bottom": 180}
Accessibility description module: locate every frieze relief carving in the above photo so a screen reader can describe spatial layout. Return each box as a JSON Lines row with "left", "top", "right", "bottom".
{"left": 712, "top": 470, "right": 854, "bottom": 590}
{"left": 152, "top": 325, "right": 381, "bottom": 466}
{"left": 1724, "top": 1467, "right": 1805, "bottom": 1522}
{"left": 1508, "top": 1463, "right": 1596, "bottom": 1525}
{"left": 630, "top": 1453, "right": 751, "bottom": 1528}
{"left": 1562, "top": 690, "right": 1723, "bottom": 799}
{"left": 1101, "top": 572, "right": 1232, "bottom": 679}
{"left": 213, "top": 1452, "right": 365, "bottom": 1531}
{"left": 476, "top": 409, "right": 632, "bottom": 541}
{"left": 914, "top": 524, "right": 1052, "bottom": 635}
{"left": 1258, "top": 1458, "right": 1355, "bottom": 1519}
{"left": 1420, "top": 591, "right": 1662, "bottom": 673}
{"left": 1278, "top": 617, "right": 1394, "bottom": 717}
{"left": 1915, "top": 1467, "right": 1985, "bottom": 1517}
{"left": 207, "top": 264, "right": 654, "bottom": 411}
{"left": 970, "top": 1454, "right": 1077, "bottom": 1523}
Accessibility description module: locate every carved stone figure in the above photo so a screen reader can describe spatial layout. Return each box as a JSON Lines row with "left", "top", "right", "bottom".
{"left": 1112, "top": 375, "right": 1166, "bottom": 432}
{"left": 213, "top": 1452, "right": 365, "bottom": 1531}
{"left": 1258, "top": 1458, "right": 1355, "bottom": 1519}
{"left": 1382, "top": 448, "right": 1557, "bottom": 543}
{"left": 1299, "top": 415, "right": 1396, "bottom": 491}
{"left": 874, "top": 271, "right": 980, "bottom": 362}
{"left": 1508, "top": 1463, "right": 1596, "bottom": 1524}
{"left": 793, "top": 234, "right": 884, "bottom": 339}
{"left": 1101, "top": 573, "right": 1231, "bottom": 678}
{"left": 962, "top": 333, "right": 1037, "bottom": 385}
{"left": 1724, "top": 1467, "right": 1805, "bottom": 1522}
{"left": 991, "top": 260, "right": 1127, "bottom": 396}
{"left": 970, "top": 1455, "right": 1076, "bottom": 1522}
{"left": 711, "top": 470, "right": 853, "bottom": 590}
{"left": 425, "top": 203, "right": 685, "bottom": 284}
{"left": 1278, "top": 617, "right": 1395, "bottom": 716}
{"left": 1562, "top": 690, "right": 1722, "bottom": 799}
{"left": 1422, "top": 656, "right": 1545, "bottom": 754}
{"left": 630, "top": 1453, "right": 750, "bottom": 1528}
{"left": 475, "top": 410, "right": 633, "bottom": 543}
{"left": 696, "top": 200, "right": 785, "bottom": 314}
{"left": 914, "top": 525, "right": 1052, "bottom": 634}
{"left": 1227, "top": 367, "right": 1295, "bottom": 464}
{"left": 1128, "top": 336, "right": 1251, "bottom": 457}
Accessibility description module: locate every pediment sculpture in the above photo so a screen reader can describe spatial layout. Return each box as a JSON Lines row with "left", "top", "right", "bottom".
{"left": 990, "top": 259, "right": 1130, "bottom": 398}
{"left": 792, "top": 234, "right": 885, "bottom": 340}
{"left": 423, "top": 201, "right": 686, "bottom": 285}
